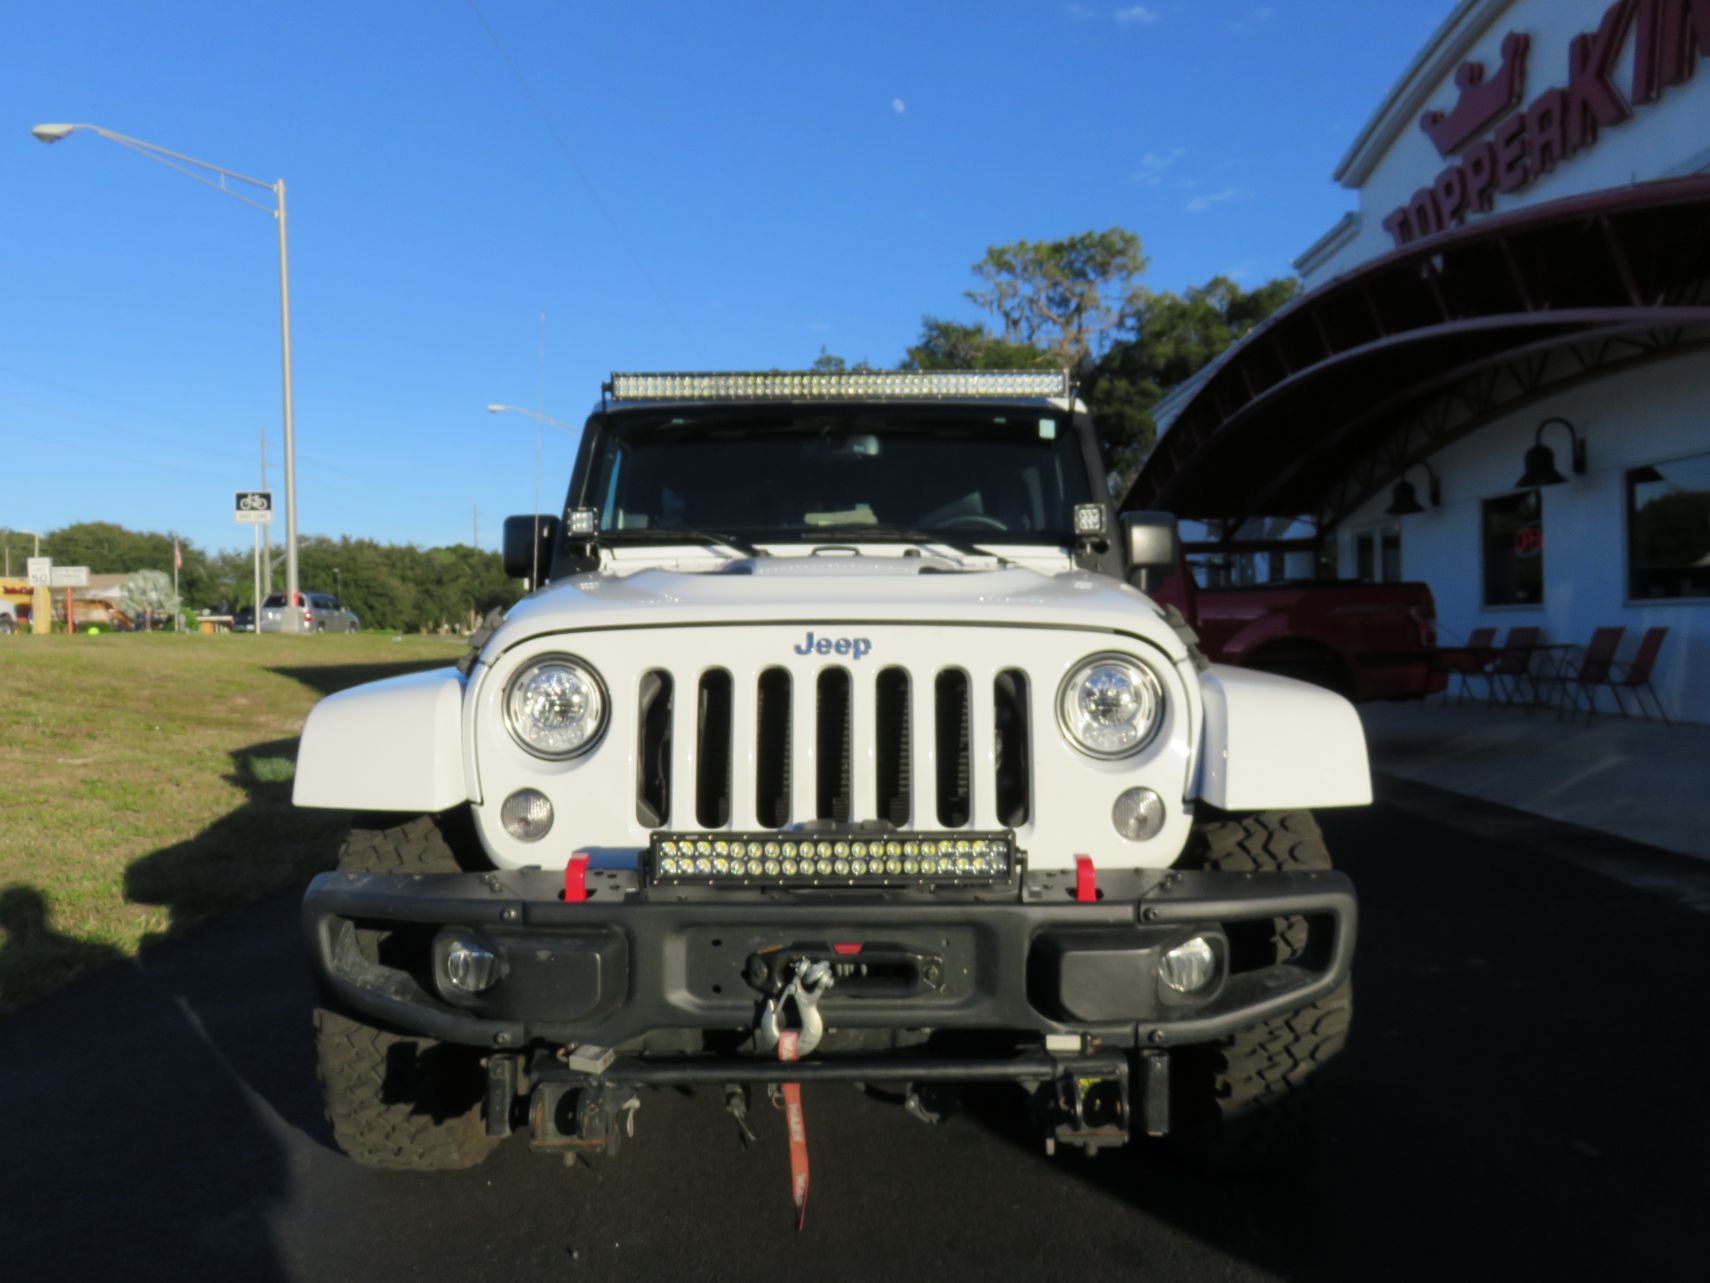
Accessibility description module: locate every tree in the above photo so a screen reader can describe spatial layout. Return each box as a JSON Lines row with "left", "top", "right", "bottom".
{"left": 901, "top": 318, "right": 1056, "bottom": 372}
{"left": 118, "top": 569, "right": 179, "bottom": 630}
{"left": 965, "top": 229, "right": 1149, "bottom": 366}
{"left": 1084, "top": 274, "right": 1301, "bottom": 492}
{"left": 810, "top": 346, "right": 873, "bottom": 374}
{"left": 42, "top": 522, "right": 216, "bottom": 609}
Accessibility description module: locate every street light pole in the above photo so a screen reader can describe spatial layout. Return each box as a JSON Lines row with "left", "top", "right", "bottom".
{"left": 274, "top": 178, "right": 300, "bottom": 622}
{"left": 485, "top": 404, "right": 578, "bottom": 589}
{"left": 31, "top": 121, "right": 304, "bottom": 631}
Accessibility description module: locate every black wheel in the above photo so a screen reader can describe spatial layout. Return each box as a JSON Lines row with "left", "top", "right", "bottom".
{"left": 313, "top": 811, "right": 502, "bottom": 1170}
{"left": 1169, "top": 809, "right": 1352, "bottom": 1172}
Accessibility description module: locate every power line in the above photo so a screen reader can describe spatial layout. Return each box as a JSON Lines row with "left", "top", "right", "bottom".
{"left": 0, "top": 362, "right": 245, "bottom": 444}
{"left": 463, "top": 0, "right": 686, "bottom": 335}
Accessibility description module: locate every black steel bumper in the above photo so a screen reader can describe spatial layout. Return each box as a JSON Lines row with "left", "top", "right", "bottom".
{"left": 303, "top": 866, "right": 1355, "bottom": 1051}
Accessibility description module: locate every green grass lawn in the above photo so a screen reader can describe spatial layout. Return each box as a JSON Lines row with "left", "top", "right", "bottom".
{"left": 0, "top": 631, "right": 466, "bottom": 1010}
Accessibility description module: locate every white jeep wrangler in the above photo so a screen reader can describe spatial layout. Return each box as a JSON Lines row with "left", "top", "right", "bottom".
{"left": 295, "top": 370, "right": 1365, "bottom": 1176}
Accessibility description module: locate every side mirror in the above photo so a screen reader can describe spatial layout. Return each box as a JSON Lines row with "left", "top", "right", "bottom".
{"left": 1121, "top": 511, "right": 1178, "bottom": 589}
{"left": 503, "top": 514, "right": 561, "bottom": 584}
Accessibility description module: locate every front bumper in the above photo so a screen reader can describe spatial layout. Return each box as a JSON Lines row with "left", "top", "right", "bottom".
{"left": 304, "top": 866, "right": 1354, "bottom": 1052}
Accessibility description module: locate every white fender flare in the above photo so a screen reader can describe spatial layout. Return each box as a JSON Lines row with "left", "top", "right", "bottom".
{"left": 1195, "top": 663, "right": 1372, "bottom": 811}
{"left": 292, "top": 667, "right": 468, "bottom": 813}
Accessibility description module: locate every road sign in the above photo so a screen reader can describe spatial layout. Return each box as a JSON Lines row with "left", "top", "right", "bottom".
{"left": 26, "top": 557, "right": 51, "bottom": 587}
{"left": 235, "top": 491, "right": 274, "bottom": 524}
{"left": 49, "top": 566, "right": 89, "bottom": 588}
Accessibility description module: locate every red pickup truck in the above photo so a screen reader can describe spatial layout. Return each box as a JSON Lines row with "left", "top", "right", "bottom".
{"left": 1152, "top": 564, "right": 1444, "bottom": 703}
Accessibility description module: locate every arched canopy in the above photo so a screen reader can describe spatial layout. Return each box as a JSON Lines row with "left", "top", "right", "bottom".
{"left": 1122, "top": 177, "right": 1710, "bottom": 530}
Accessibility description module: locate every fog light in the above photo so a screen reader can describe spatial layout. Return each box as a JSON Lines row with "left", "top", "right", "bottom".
{"left": 1112, "top": 787, "right": 1165, "bottom": 841}
{"left": 1159, "top": 936, "right": 1218, "bottom": 994}
{"left": 501, "top": 788, "right": 554, "bottom": 842}
{"left": 443, "top": 937, "right": 500, "bottom": 993}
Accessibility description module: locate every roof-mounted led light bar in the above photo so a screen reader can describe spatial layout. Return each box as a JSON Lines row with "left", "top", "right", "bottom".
{"left": 607, "top": 370, "right": 1072, "bottom": 402}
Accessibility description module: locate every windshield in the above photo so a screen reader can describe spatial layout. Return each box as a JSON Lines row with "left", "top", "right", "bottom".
{"left": 585, "top": 406, "right": 1095, "bottom": 544}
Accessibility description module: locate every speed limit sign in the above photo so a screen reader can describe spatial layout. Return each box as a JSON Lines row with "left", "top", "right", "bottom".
{"left": 234, "top": 491, "right": 274, "bottom": 524}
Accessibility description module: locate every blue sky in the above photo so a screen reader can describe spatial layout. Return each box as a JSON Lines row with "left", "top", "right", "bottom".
{"left": 1, "top": 0, "right": 1454, "bottom": 557}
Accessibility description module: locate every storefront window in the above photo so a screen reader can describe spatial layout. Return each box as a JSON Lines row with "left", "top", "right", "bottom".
{"left": 1353, "top": 524, "right": 1402, "bottom": 583}
{"left": 1628, "top": 453, "right": 1710, "bottom": 601}
{"left": 1482, "top": 491, "right": 1543, "bottom": 606}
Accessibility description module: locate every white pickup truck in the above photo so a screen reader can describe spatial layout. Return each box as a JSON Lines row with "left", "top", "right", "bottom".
{"left": 294, "top": 369, "right": 1366, "bottom": 1177}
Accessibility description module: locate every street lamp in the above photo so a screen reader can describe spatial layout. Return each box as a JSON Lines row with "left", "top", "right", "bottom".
{"left": 1385, "top": 461, "right": 1442, "bottom": 517}
{"left": 32, "top": 122, "right": 304, "bottom": 632}
{"left": 1516, "top": 416, "right": 1587, "bottom": 489}
{"left": 486, "top": 404, "right": 578, "bottom": 588}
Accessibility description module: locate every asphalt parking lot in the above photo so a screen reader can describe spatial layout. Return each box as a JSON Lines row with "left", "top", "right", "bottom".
{"left": 4, "top": 781, "right": 1707, "bottom": 1282}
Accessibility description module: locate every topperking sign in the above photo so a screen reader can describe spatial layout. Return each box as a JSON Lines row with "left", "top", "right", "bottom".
{"left": 1384, "top": 0, "right": 1710, "bottom": 247}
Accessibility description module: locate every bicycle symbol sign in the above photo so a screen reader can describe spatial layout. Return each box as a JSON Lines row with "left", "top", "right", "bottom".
{"left": 234, "top": 491, "right": 274, "bottom": 524}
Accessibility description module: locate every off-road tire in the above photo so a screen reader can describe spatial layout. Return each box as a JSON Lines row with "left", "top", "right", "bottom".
{"left": 1170, "top": 808, "right": 1352, "bottom": 1172}
{"left": 313, "top": 811, "right": 501, "bottom": 1171}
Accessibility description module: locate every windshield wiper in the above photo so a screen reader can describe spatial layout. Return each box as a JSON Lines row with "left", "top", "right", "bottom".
{"left": 597, "top": 529, "right": 767, "bottom": 558}
{"left": 805, "top": 526, "right": 1014, "bottom": 563}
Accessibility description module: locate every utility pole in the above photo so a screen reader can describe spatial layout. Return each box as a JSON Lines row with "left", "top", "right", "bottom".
{"left": 260, "top": 426, "right": 273, "bottom": 595}
{"left": 252, "top": 520, "right": 262, "bottom": 639}
{"left": 27, "top": 531, "right": 48, "bottom": 635}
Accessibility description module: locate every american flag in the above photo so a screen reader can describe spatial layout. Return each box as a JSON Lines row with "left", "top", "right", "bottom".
{"left": 173, "top": 538, "right": 182, "bottom": 571}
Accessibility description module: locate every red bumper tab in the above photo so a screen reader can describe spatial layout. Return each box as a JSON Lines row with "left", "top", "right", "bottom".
{"left": 1075, "top": 855, "right": 1098, "bottom": 903}
{"left": 563, "top": 854, "right": 590, "bottom": 903}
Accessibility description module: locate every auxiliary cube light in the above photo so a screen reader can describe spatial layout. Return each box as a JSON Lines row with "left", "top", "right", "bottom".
{"left": 1074, "top": 503, "right": 1108, "bottom": 536}
{"left": 649, "top": 833, "right": 1017, "bottom": 886}
{"left": 606, "top": 370, "right": 1072, "bottom": 402}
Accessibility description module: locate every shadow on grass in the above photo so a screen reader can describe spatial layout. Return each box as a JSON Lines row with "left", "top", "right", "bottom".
{"left": 0, "top": 647, "right": 488, "bottom": 1276}
{"left": 122, "top": 738, "right": 346, "bottom": 942}
{"left": 0, "top": 886, "right": 125, "bottom": 1013}
{"left": 0, "top": 732, "right": 342, "bottom": 1278}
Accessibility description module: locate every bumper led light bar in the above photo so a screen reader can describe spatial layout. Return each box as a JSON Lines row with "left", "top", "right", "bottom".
{"left": 607, "top": 370, "right": 1072, "bottom": 402}
{"left": 649, "top": 833, "right": 1018, "bottom": 886}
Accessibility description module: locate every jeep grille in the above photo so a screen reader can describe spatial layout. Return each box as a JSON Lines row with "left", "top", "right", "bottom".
{"left": 635, "top": 663, "right": 1033, "bottom": 833}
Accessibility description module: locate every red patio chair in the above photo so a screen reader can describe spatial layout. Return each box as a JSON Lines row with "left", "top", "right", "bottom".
{"left": 1576, "top": 627, "right": 1671, "bottom": 724}
{"left": 1546, "top": 626, "right": 1624, "bottom": 721}
{"left": 1484, "top": 627, "right": 1541, "bottom": 706}
{"left": 1431, "top": 626, "right": 1497, "bottom": 704}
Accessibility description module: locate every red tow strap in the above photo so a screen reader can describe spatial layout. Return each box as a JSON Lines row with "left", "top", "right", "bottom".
{"left": 1075, "top": 854, "right": 1098, "bottom": 903}
{"left": 778, "top": 1031, "right": 810, "bottom": 1229}
{"left": 563, "top": 854, "right": 589, "bottom": 903}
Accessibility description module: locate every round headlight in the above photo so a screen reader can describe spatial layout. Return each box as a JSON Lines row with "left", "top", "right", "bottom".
{"left": 1057, "top": 653, "right": 1163, "bottom": 758}
{"left": 504, "top": 656, "right": 608, "bottom": 759}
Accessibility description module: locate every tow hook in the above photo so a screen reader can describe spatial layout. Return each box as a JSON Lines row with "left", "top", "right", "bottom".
{"left": 757, "top": 958, "right": 835, "bottom": 1055}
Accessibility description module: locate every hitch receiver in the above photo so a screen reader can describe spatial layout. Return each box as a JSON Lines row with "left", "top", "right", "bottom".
{"left": 1039, "top": 1061, "right": 1131, "bottom": 1156}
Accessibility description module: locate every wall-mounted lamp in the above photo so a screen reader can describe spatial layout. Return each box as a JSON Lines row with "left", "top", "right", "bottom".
{"left": 1385, "top": 461, "right": 1442, "bottom": 516}
{"left": 1517, "top": 416, "right": 1587, "bottom": 488}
